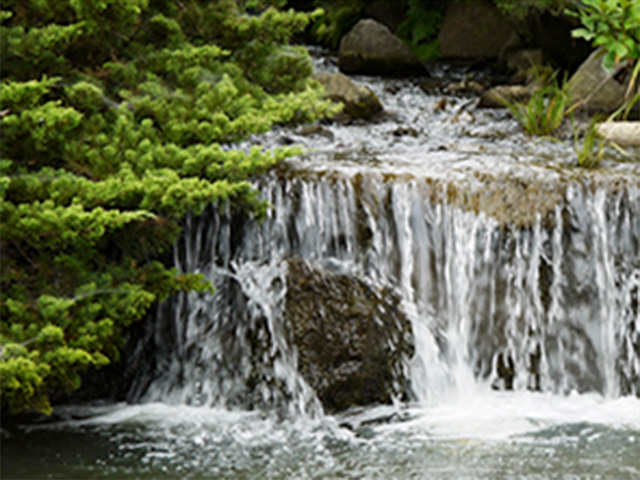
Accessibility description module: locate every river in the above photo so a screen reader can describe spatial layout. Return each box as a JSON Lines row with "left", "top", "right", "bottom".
{"left": 2, "top": 51, "right": 639, "bottom": 479}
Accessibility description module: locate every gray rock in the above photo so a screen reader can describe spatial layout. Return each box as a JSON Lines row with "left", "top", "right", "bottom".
{"left": 284, "top": 259, "right": 414, "bottom": 412}
{"left": 338, "top": 19, "right": 426, "bottom": 76}
{"left": 312, "top": 71, "right": 383, "bottom": 121}
{"left": 568, "top": 48, "right": 634, "bottom": 113}
{"left": 438, "top": 0, "right": 519, "bottom": 59}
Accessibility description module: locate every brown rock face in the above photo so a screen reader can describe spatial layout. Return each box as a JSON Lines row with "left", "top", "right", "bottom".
{"left": 437, "top": 0, "right": 519, "bottom": 59}
{"left": 338, "top": 19, "right": 426, "bottom": 76}
{"left": 284, "top": 259, "right": 415, "bottom": 413}
{"left": 312, "top": 71, "right": 383, "bottom": 121}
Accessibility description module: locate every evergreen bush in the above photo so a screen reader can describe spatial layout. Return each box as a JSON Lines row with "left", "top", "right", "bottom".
{"left": 0, "top": 0, "right": 337, "bottom": 414}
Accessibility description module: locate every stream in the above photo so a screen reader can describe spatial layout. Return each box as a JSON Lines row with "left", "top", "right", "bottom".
{"left": 2, "top": 51, "right": 639, "bottom": 479}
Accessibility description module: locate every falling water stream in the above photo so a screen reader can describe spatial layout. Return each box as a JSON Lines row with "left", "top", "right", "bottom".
{"left": 3, "top": 52, "right": 640, "bottom": 479}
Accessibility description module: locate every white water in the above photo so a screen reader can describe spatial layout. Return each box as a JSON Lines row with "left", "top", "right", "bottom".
{"left": 130, "top": 173, "right": 638, "bottom": 408}
{"left": 4, "top": 61, "right": 640, "bottom": 480}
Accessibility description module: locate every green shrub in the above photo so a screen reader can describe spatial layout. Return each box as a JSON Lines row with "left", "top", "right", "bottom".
{"left": 501, "top": 73, "right": 569, "bottom": 136}
{"left": 396, "top": 0, "right": 443, "bottom": 61}
{"left": 0, "top": 0, "right": 336, "bottom": 415}
{"left": 566, "top": 0, "right": 640, "bottom": 72}
{"left": 312, "top": 0, "right": 364, "bottom": 48}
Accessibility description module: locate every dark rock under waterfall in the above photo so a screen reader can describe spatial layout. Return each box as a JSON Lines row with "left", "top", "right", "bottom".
{"left": 284, "top": 259, "right": 414, "bottom": 412}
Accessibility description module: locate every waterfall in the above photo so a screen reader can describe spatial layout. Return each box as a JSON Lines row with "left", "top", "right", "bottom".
{"left": 127, "top": 168, "right": 640, "bottom": 414}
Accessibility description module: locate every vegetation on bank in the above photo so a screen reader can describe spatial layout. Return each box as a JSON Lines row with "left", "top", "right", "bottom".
{"left": 311, "top": 0, "right": 445, "bottom": 60}
{"left": 502, "top": 0, "right": 639, "bottom": 166}
{"left": 0, "top": 0, "right": 337, "bottom": 415}
{"left": 308, "top": 0, "right": 574, "bottom": 61}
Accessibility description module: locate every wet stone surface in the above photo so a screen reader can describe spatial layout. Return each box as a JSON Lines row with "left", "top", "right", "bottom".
{"left": 284, "top": 258, "right": 415, "bottom": 412}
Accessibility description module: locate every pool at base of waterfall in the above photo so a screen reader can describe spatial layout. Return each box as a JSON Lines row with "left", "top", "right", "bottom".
{"left": 3, "top": 391, "right": 639, "bottom": 479}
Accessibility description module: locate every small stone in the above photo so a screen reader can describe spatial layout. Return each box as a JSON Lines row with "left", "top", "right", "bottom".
{"left": 391, "top": 127, "right": 419, "bottom": 137}
{"left": 478, "top": 84, "right": 537, "bottom": 108}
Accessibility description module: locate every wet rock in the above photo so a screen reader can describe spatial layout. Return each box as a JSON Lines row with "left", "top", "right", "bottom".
{"left": 596, "top": 122, "right": 640, "bottom": 146}
{"left": 478, "top": 84, "right": 537, "bottom": 108}
{"left": 567, "top": 48, "right": 635, "bottom": 113}
{"left": 338, "top": 19, "right": 427, "bottom": 76}
{"left": 495, "top": 352, "right": 515, "bottom": 390}
{"left": 391, "top": 126, "right": 419, "bottom": 137}
{"left": 312, "top": 71, "right": 383, "bottom": 121}
{"left": 284, "top": 258, "right": 414, "bottom": 412}
{"left": 445, "top": 79, "right": 485, "bottom": 94}
{"left": 295, "top": 124, "right": 334, "bottom": 140}
{"left": 437, "top": 0, "right": 520, "bottom": 60}
{"left": 443, "top": 171, "right": 569, "bottom": 229}
{"left": 434, "top": 98, "right": 449, "bottom": 112}
{"left": 417, "top": 78, "right": 447, "bottom": 94}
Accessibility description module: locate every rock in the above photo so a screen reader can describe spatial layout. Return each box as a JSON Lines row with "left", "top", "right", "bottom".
{"left": 525, "top": 12, "right": 592, "bottom": 73}
{"left": 284, "top": 259, "right": 414, "bottom": 412}
{"left": 391, "top": 126, "right": 419, "bottom": 137}
{"left": 596, "top": 122, "right": 640, "bottom": 146}
{"left": 295, "top": 124, "right": 334, "bottom": 140}
{"left": 437, "top": 0, "right": 520, "bottom": 59}
{"left": 312, "top": 71, "right": 383, "bottom": 121}
{"left": 478, "top": 84, "right": 538, "bottom": 108}
{"left": 503, "top": 48, "right": 545, "bottom": 83}
{"left": 567, "top": 48, "right": 634, "bottom": 113}
{"left": 338, "top": 19, "right": 426, "bottom": 76}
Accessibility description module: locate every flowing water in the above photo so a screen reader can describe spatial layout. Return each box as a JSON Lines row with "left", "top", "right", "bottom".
{"left": 3, "top": 53, "right": 640, "bottom": 479}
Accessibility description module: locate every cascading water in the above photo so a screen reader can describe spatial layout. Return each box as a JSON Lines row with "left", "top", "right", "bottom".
{"left": 4, "top": 57, "right": 640, "bottom": 479}
{"left": 128, "top": 170, "right": 639, "bottom": 412}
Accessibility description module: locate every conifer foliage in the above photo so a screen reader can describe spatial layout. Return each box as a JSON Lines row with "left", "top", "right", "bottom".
{"left": 0, "top": 0, "right": 335, "bottom": 414}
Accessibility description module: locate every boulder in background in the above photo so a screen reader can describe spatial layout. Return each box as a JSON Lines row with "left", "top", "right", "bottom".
{"left": 568, "top": 48, "right": 636, "bottom": 114}
{"left": 339, "top": 19, "right": 427, "bottom": 76}
{"left": 437, "top": 0, "right": 519, "bottom": 59}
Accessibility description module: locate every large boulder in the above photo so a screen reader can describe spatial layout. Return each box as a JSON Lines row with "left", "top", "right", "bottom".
{"left": 284, "top": 259, "right": 415, "bottom": 412}
{"left": 312, "top": 71, "right": 383, "bottom": 121}
{"left": 568, "top": 48, "right": 635, "bottom": 113}
{"left": 338, "top": 19, "right": 426, "bottom": 76}
{"left": 437, "top": 0, "right": 519, "bottom": 59}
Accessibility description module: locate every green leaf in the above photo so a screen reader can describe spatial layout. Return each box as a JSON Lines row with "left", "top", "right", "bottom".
{"left": 572, "top": 28, "right": 595, "bottom": 40}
